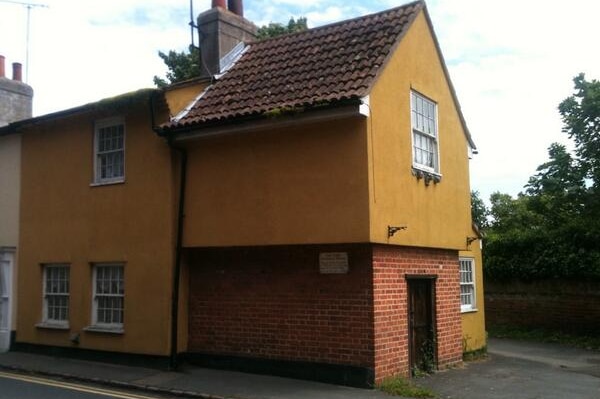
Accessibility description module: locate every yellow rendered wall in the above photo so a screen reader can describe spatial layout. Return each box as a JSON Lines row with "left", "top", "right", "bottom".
{"left": 183, "top": 117, "right": 371, "bottom": 247}
{"left": 164, "top": 80, "right": 209, "bottom": 117}
{"left": 17, "top": 104, "right": 175, "bottom": 355}
{"left": 367, "top": 11, "right": 472, "bottom": 250}
{"left": 460, "top": 239, "right": 486, "bottom": 351}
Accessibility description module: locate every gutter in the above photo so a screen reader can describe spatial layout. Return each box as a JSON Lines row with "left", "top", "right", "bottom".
{"left": 150, "top": 92, "right": 187, "bottom": 370}
{"left": 157, "top": 97, "right": 370, "bottom": 142}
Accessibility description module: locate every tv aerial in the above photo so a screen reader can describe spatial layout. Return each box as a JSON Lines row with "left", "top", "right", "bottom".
{"left": 0, "top": 0, "right": 49, "bottom": 82}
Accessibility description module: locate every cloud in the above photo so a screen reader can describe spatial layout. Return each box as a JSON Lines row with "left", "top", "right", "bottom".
{"left": 2, "top": 0, "right": 600, "bottom": 201}
{"left": 306, "top": 6, "right": 344, "bottom": 25}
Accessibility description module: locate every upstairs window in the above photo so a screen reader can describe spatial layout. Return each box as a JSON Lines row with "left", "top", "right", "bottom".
{"left": 94, "top": 118, "right": 125, "bottom": 184}
{"left": 42, "top": 264, "right": 70, "bottom": 326}
{"left": 459, "top": 258, "right": 476, "bottom": 312}
{"left": 411, "top": 91, "right": 439, "bottom": 173}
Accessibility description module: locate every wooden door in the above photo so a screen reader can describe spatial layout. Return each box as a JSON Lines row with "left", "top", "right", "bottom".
{"left": 408, "top": 278, "right": 436, "bottom": 373}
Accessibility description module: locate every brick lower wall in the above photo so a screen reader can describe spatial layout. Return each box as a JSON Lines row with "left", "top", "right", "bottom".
{"left": 187, "top": 244, "right": 463, "bottom": 385}
{"left": 372, "top": 245, "right": 463, "bottom": 381}
{"left": 485, "top": 280, "right": 600, "bottom": 332}
{"left": 187, "top": 245, "right": 374, "bottom": 368}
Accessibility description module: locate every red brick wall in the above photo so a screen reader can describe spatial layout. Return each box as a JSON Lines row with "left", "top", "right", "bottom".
{"left": 187, "top": 245, "right": 374, "bottom": 367}
{"left": 485, "top": 280, "right": 600, "bottom": 332}
{"left": 372, "top": 245, "right": 463, "bottom": 381}
{"left": 187, "top": 244, "right": 463, "bottom": 384}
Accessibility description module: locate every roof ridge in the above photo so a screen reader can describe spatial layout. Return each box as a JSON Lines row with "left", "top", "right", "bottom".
{"left": 164, "top": 0, "right": 426, "bottom": 130}
{"left": 247, "top": 0, "right": 424, "bottom": 46}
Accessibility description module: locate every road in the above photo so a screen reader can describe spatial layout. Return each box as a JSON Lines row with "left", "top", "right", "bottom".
{"left": 420, "top": 338, "right": 600, "bottom": 399}
{"left": 0, "top": 371, "right": 168, "bottom": 399}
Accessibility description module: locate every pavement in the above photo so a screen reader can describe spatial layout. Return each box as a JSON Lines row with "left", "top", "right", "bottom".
{"left": 0, "top": 338, "right": 598, "bottom": 398}
{"left": 0, "top": 351, "right": 390, "bottom": 399}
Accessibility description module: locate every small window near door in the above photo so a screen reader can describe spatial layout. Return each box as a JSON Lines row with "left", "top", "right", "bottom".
{"left": 459, "top": 258, "right": 476, "bottom": 312}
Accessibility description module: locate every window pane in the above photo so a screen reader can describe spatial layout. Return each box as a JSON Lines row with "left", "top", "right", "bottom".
{"left": 95, "top": 121, "right": 125, "bottom": 182}
{"left": 44, "top": 265, "right": 69, "bottom": 322}
{"left": 411, "top": 92, "right": 438, "bottom": 171}
{"left": 94, "top": 265, "right": 124, "bottom": 327}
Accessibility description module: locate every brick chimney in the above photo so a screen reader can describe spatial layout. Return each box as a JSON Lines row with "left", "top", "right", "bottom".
{"left": 12, "top": 62, "right": 22, "bottom": 82}
{"left": 198, "top": 0, "right": 256, "bottom": 78}
{"left": 0, "top": 55, "right": 33, "bottom": 126}
{"left": 228, "top": 0, "right": 243, "bottom": 17}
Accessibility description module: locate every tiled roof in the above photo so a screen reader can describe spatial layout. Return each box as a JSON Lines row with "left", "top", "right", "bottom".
{"left": 166, "top": 0, "right": 424, "bottom": 130}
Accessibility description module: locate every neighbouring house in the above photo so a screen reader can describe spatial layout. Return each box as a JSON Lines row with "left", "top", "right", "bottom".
{"left": 0, "top": 0, "right": 485, "bottom": 387}
{"left": 0, "top": 56, "right": 33, "bottom": 352}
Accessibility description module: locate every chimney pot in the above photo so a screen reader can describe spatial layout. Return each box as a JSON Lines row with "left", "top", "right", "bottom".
{"left": 0, "top": 55, "right": 5, "bottom": 78}
{"left": 12, "top": 62, "right": 22, "bottom": 82}
{"left": 228, "top": 0, "right": 243, "bottom": 16}
{"left": 212, "top": 0, "right": 226, "bottom": 8}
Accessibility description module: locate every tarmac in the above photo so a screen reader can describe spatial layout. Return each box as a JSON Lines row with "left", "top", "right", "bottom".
{"left": 0, "top": 338, "right": 598, "bottom": 399}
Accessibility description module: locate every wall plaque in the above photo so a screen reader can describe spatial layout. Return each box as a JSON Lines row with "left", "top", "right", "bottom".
{"left": 319, "top": 252, "right": 349, "bottom": 274}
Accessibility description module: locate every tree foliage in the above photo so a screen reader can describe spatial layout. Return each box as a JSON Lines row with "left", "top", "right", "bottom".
{"left": 471, "top": 190, "right": 489, "bottom": 230}
{"left": 256, "top": 17, "right": 308, "bottom": 40}
{"left": 153, "top": 46, "right": 201, "bottom": 88}
{"left": 483, "top": 75, "right": 600, "bottom": 281}
{"left": 154, "top": 18, "right": 308, "bottom": 87}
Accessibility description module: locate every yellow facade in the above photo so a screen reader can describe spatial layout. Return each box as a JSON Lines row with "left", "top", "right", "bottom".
{"left": 366, "top": 11, "right": 485, "bottom": 351}
{"left": 367, "top": 12, "right": 472, "bottom": 250}
{"left": 17, "top": 98, "right": 177, "bottom": 355}
{"left": 182, "top": 117, "right": 371, "bottom": 247}
{"left": 460, "top": 237, "right": 486, "bottom": 352}
{"left": 14, "top": 7, "right": 485, "bottom": 358}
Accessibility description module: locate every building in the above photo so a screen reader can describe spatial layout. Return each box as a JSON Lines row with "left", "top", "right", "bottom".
{"left": 1, "top": 0, "right": 485, "bottom": 387}
{"left": 0, "top": 56, "right": 33, "bottom": 352}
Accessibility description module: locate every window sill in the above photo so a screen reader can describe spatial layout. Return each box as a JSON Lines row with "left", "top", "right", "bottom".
{"left": 84, "top": 325, "right": 124, "bottom": 335}
{"left": 90, "top": 179, "right": 125, "bottom": 188}
{"left": 411, "top": 167, "right": 442, "bottom": 185}
{"left": 461, "top": 308, "right": 478, "bottom": 314}
{"left": 36, "top": 322, "right": 70, "bottom": 330}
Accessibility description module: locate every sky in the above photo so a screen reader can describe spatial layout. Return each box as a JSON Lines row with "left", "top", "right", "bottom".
{"left": 1, "top": 0, "right": 599, "bottom": 202}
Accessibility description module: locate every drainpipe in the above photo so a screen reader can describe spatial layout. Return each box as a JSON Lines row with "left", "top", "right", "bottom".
{"left": 168, "top": 144, "right": 187, "bottom": 370}
{"left": 150, "top": 92, "right": 187, "bottom": 370}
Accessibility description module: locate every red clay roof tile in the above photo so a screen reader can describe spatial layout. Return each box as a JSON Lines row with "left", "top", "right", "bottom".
{"left": 166, "top": 0, "right": 424, "bottom": 130}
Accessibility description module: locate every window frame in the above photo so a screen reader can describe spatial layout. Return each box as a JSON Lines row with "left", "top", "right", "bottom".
{"left": 90, "top": 263, "right": 125, "bottom": 333}
{"left": 459, "top": 257, "right": 476, "bottom": 312}
{"left": 410, "top": 91, "right": 441, "bottom": 174}
{"left": 41, "top": 264, "right": 70, "bottom": 327}
{"left": 93, "top": 117, "right": 126, "bottom": 185}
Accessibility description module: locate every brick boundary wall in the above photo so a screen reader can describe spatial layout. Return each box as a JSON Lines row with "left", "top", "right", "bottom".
{"left": 187, "top": 244, "right": 375, "bottom": 368}
{"left": 485, "top": 280, "right": 600, "bottom": 332}
{"left": 372, "top": 245, "right": 463, "bottom": 381}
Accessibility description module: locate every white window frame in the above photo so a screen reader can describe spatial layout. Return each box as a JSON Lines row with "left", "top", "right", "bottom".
{"left": 459, "top": 257, "right": 476, "bottom": 312}
{"left": 410, "top": 91, "right": 440, "bottom": 174}
{"left": 42, "top": 264, "right": 70, "bottom": 327}
{"left": 93, "top": 117, "right": 125, "bottom": 185}
{"left": 90, "top": 263, "right": 124, "bottom": 332}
